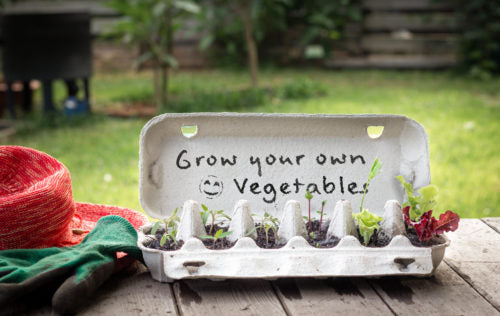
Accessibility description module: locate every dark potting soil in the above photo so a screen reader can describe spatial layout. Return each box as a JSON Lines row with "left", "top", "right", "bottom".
{"left": 306, "top": 220, "right": 340, "bottom": 248}
{"left": 204, "top": 223, "right": 227, "bottom": 235}
{"left": 353, "top": 227, "right": 391, "bottom": 248}
{"left": 254, "top": 224, "right": 283, "bottom": 249}
{"left": 405, "top": 227, "right": 445, "bottom": 247}
{"left": 146, "top": 229, "right": 184, "bottom": 251}
{"left": 350, "top": 224, "right": 446, "bottom": 248}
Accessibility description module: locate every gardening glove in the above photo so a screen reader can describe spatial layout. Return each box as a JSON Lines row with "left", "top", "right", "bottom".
{"left": 0, "top": 215, "right": 143, "bottom": 314}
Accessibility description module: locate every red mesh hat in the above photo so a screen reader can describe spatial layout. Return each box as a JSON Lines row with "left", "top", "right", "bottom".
{"left": 0, "top": 146, "right": 148, "bottom": 250}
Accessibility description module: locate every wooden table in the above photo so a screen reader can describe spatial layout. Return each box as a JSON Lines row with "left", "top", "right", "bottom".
{"left": 10, "top": 218, "right": 500, "bottom": 315}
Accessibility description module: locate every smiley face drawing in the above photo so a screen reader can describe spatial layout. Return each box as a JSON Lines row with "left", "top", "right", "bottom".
{"left": 199, "top": 175, "right": 223, "bottom": 199}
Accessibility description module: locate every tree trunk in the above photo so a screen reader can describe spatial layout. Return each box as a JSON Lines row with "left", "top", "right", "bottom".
{"left": 159, "top": 65, "right": 168, "bottom": 111}
{"left": 153, "top": 59, "right": 161, "bottom": 111}
{"left": 238, "top": 2, "right": 259, "bottom": 87}
{"left": 157, "top": 6, "right": 174, "bottom": 112}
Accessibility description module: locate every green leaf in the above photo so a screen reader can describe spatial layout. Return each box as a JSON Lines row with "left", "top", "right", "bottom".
{"left": 360, "top": 158, "right": 382, "bottom": 212}
{"left": 173, "top": 1, "right": 201, "bottom": 14}
{"left": 202, "top": 204, "right": 208, "bottom": 211}
{"left": 214, "top": 229, "right": 233, "bottom": 239}
{"left": 305, "top": 190, "right": 313, "bottom": 200}
{"left": 397, "top": 175, "right": 439, "bottom": 221}
{"left": 353, "top": 209, "right": 383, "bottom": 246}
{"left": 152, "top": 2, "right": 167, "bottom": 18}
{"left": 160, "top": 233, "right": 169, "bottom": 246}
{"left": 368, "top": 158, "right": 382, "bottom": 181}
{"left": 245, "top": 226, "right": 258, "bottom": 236}
{"left": 151, "top": 221, "right": 161, "bottom": 235}
{"left": 218, "top": 230, "right": 233, "bottom": 238}
{"left": 199, "top": 235, "right": 214, "bottom": 240}
{"left": 201, "top": 212, "right": 209, "bottom": 225}
{"left": 417, "top": 184, "right": 439, "bottom": 214}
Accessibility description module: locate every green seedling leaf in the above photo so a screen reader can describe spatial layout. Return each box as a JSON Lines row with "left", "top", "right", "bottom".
{"left": 245, "top": 226, "right": 258, "bottom": 237}
{"left": 202, "top": 204, "right": 208, "bottom": 211}
{"left": 151, "top": 221, "right": 161, "bottom": 235}
{"left": 305, "top": 190, "right": 313, "bottom": 200}
{"left": 397, "top": 175, "right": 439, "bottom": 221}
{"left": 369, "top": 158, "right": 382, "bottom": 180}
{"left": 214, "top": 229, "right": 233, "bottom": 239}
{"left": 353, "top": 209, "right": 383, "bottom": 246}
{"left": 359, "top": 158, "right": 382, "bottom": 212}
{"left": 199, "top": 235, "right": 214, "bottom": 240}
{"left": 160, "top": 234, "right": 169, "bottom": 247}
{"left": 417, "top": 184, "right": 439, "bottom": 216}
{"left": 201, "top": 211, "right": 209, "bottom": 225}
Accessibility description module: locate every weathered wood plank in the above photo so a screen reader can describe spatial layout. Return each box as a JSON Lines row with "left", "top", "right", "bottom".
{"left": 445, "top": 219, "right": 500, "bottom": 311}
{"left": 79, "top": 262, "right": 178, "bottom": 315}
{"left": 365, "top": 12, "right": 457, "bottom": 32}
{"left": 173, "top": 279, "right": 286, "bottom": 316}
{"left": 482, "top": 217, "right": 500, "bottom": 233}
{"left": 363, "top": 0, "right": 455, "bottom": 11}
{"left": 273, "top": 278, "right": 394, "bottom": 315}
{"left": 2, "top": 262, "right": 178, "bottom": 315}
{"left": 370, "top": 263, "right": 500, "bottom": 315}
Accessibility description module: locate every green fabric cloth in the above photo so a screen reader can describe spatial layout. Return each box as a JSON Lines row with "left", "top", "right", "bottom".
{"left": 0, "top": 215, "right": 144, "bottom": 314}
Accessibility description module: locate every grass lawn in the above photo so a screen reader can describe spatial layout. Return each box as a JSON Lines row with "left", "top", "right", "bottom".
{"left": 4, "top": 69, "right": 499, "bottom": 218}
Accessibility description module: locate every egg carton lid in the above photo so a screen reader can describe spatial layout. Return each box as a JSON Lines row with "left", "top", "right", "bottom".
{"left": 139, "top": 113, "right": 429, "bottom": 219}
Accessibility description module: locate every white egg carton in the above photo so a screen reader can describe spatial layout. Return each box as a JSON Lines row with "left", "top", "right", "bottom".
{"left": 138, "top": 113, "right": 449, "bottom": 282}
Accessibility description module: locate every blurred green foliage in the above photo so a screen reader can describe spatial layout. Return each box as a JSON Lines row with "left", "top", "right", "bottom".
{"left": 456, "top": 0, "right": 500, "bottom": 78}
{"left": 201, "top": 0, "right": 361, "bottom": 66}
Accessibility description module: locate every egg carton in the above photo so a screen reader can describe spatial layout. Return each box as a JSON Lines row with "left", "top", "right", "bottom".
{"left": 138, "top": 113, "right": 449, "bottom": 282}
{"left": 138, "top": 199, "right": 448, "bottom": 282}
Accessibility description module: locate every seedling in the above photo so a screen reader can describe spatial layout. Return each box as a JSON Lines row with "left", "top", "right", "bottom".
{"left": 398, "top": 175, "right": 459, "bottom": 242}
{"left": 352, "top": 158, "right": 383, "bottom": 245}
{"left": 200, "top": 229, "right": 233, "bottom": 249}
{"left": 318, "top": 200, "right": 327, "bottom": 233}
{"left": 247, "top": 212, "right": 280, "bottom": 248}
{"left": 359, "top": 158, "right": 382, "bottom": 212}
{"left": 353, "top": 209, "right": 383, "bottom": 245}
{"left": 305, "top": 190, "right": 313, "bottom": 232}
{"left": 150, "top": 208, "right": 180, "bottom": 247}
{"left": 396, "top": 175, "right": 438, "bottom": 221}
{"left": 201, "top": 204, "right": 232, "bottom": 235}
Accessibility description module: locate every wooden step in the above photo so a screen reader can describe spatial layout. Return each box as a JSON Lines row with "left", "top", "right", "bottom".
{"left": 361, "top": 33, "right": 457, "bottom": 54}
{"left": 363, "top": 0, "right": 455, "bottom": 11}
{"left": 325, "top": 54, "right": 457, "bottom": 69}
{"left": 365, "top": 12, "right": 458, "bottom": 32}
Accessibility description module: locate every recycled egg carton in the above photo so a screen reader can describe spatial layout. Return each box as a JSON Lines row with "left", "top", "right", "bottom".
{"left": 138, "top": 113, "right": 449, "bottom": 282}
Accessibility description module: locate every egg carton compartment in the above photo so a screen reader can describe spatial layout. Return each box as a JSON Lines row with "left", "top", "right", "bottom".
{"left": 138, "top": 199, "right": 449, "bottom": 283}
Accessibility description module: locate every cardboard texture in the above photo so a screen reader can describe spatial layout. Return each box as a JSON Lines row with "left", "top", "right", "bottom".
{"left": 138, "top": 113, "right": 446, "bottom": 282}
